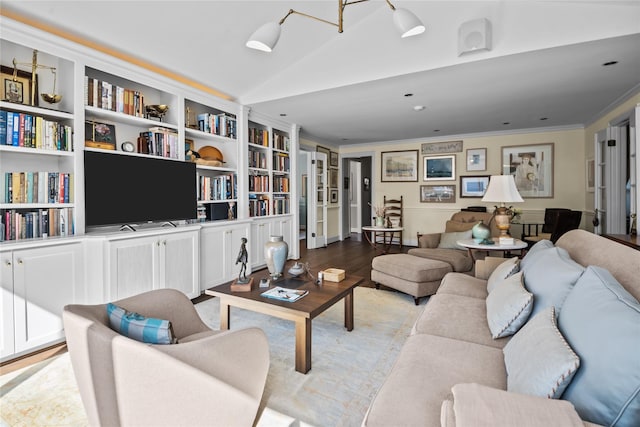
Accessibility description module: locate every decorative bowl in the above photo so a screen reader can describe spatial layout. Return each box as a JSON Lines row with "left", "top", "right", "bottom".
{"left": 41, "top": 93, "right": 62, "bottom": 104}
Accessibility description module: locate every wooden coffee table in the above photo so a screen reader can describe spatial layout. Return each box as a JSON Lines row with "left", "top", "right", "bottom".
{"left": 205, "top": 275, "right": 363, "bottom": 374}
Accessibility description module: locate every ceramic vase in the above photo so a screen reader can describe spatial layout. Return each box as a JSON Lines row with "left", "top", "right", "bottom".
{"left": 471, "top": 221, "right": 491, "bottom": 243}
{"left": 375, "top": 216, "right": 385, "bottom": 227}
{"left": 265, "top": 235, "right": 288, "bottom": 280}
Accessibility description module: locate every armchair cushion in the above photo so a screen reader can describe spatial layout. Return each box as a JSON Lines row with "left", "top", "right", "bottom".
{"left": 438, "top": 230, "right": 472, "bottom": 250}
{"left": 486, "top": 272, "right": 532, "bottom": 338}
{"left": 107, "top": 303, "right": 177, "bottom": 345}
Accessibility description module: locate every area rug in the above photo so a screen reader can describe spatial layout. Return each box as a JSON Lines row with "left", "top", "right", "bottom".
{"left": 1, "top": 287, "right": 425, "bottom": 427}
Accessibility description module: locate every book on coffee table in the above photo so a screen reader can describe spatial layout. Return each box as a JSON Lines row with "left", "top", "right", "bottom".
{"left": 261, "top": 286, "right": 309, "bottom": 302}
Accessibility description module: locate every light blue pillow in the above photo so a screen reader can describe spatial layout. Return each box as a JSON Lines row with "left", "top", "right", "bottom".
{"left": 107, "top": 303, "right": 176, "bottom": 344}
{"left": 519, "top": 239, "right": 554, "bottom": 270}
{"left": 522, "top": 247, "right": 584, "bottom": 317}
{"left": 558, "top": 266, "right": 640, "bottom": 427}
{"left": 437, "top": 230, "right": 472, "bottom": 250}
{"left": 487, "top": 257, "right": 520, "bottom": 293}
{"left": 503, "top": 306, "right": 580, "bottom": 399}
{"left": 486, "top": 272, "right": 533, "bottom": 338}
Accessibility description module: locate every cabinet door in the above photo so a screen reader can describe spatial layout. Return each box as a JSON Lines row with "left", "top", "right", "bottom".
{"left": 13, "top": 243, "right": 84, "bottom": 353}
{"left": 273, "top": 216, "right": 294, "bottom": 254}
{"left": 160, "top": 230, "right": 199, "bottom": 299}
{"left": 200, "top": 226, "right": 227, "bottom": 289}
{"left": 250, "top": 220, "right": 271, "bottom": 268}
{"left": 226, "top": 225, "right": 250, "bottom": 280}
{"left": 109, "top": 236, "right": 158, "bottom": 300}
{"left": 1, "top": 252, "right": 15, "bottom": 358}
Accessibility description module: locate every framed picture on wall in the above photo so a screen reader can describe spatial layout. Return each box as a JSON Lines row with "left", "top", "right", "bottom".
{"left": 329, "top": 168, "right": 338, "bottom": 188}
{"left": 465, "top": 148, "right": 486, "bottom": 171}
{"left": 420, "top": 185, "right": 456, "bottom": 203}
{"left": 330, "top": 151, "right": 339, "bottom": 167}
{"left": 381, "top": 150, "right": 419, "bottom": 182}
{"left": 460, "top": 175, "right": 490, "bottom": 197}
{"left": 586, "top": 158, "right": 595, "bottom": 192}
{"left": 423, "top": 155, "right": 455, "bottom": 181}
{"left": 502, "top": 143, "right": 554, "bottom": 198}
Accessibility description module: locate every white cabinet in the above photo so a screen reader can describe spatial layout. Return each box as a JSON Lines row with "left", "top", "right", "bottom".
{"left": 106, "top": 228, "right": 200, "bottom": 300}
{"left": 1, "top": 242, "right": 84, "bottom": 360}
{"left": 250, "top": 216, "right": 294, "bottom": 269}
{"left": 200, "top": 222, "right": 250, "bottom": 289}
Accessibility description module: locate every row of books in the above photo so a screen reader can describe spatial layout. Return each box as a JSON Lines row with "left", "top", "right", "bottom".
{"left": 196, "top": 112, "right": 237, "bottom": 139}
{"left": 272, "top": 196, "right": 290, "bottom": 215}
{"left": 248, "top": 127, "right": 269, "bottom": 146}
{"left": 137, "top": 127, "right": 179, "bottom": 158}
{"left": 4, "top": 172, "right": 73, "bottom": 204}
{"left": 1, "top": 208, "right": 74, "bottom": 241}
{"left": 273, "top": 176, "right": 290, "bottom": 192}
{"left": 249, "top": 194, "right": 269, "bottom": 217}
{"left": 84, "top": 76, "right": 145, "bottom": 117}
{"left": 249, "top": 149, "right": 268, "bottom": 169}
{"left": 273, "top": 133, "right": 290, "bottom": 151}
{"left": 0, "top": 110, "right": 73, "bottom": 151}
{"left": 273, "top": 153, "right": 291, "bottom": 172}
{"left": 197, "top": 173, "right": 237, "bottom": 201}
{"left": 249, "top": 175, "right": 270, "bottom": 192}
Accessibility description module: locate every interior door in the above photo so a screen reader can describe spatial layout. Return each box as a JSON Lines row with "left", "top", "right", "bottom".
{"left": 350, "top": 160, "right": 362, "bottom": 232}
{"left": 307, "top": 152, "right": 327, "bottom": 249}
{"left": 594, "top": 126, "right": 627, "bottom": 234}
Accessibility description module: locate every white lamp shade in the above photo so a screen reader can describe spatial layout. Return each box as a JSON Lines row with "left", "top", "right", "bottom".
{"left": 246, "top": 22, "right": 281, "bottom": 52}
{"left": 481, "top": 175, "right": 524, "bottom": 203}
{"left": 393, "top": 8, "right": 425, "bottom": 38}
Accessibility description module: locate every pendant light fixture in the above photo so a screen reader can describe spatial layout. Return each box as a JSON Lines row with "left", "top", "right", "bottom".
{"left": 246, "top": 0, "right": 425, "bottom": 53}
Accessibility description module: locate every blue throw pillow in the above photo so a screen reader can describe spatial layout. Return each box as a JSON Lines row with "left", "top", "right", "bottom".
{"left": 558, "top": 266, "right": 640, "bottom": 427}
{"left": 522, "top": 247, "right": 584, "bottom": 317}
{"left": 519, "top": 239, "right": 554, "bottom": 271}
{"left": 107, "top": 303, "right": 177, "bottom": 344}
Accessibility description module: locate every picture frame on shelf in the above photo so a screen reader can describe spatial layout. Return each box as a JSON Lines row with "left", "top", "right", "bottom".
{"left": 424, "top": 155, "right": 455, "bottom": 181}
{"left": 586, "top": 157, "right": 595, "bottom": 192}
{"left": 460, "top": 175, "right": 490, "bottom": 197}
{"left": 330, "top": 189, "right": 338, "bottom": 203}
{"left": 381, "top": 150, "right": 419, "bottom": 182}
{"left": 420, "top": 185, "right": 456, "bottom": 203}
{"left": 1, "top": 65, "right": 37, "bottom": 106}
{"left": 330, "top": 151, "right": 339, "bottom": 167}
{"left": 502, "top": 143, "right": 554, "bottom": 198}
{"left": 329, "top": 168, "right": 338, "bottom": 188}
{"left": 466, "top": 148, "right": 486, "bottom": 171}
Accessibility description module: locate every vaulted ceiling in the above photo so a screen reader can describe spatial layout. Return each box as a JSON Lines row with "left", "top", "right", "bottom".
{"left": 3, "top": 1, "right": 640, "bottom": 146}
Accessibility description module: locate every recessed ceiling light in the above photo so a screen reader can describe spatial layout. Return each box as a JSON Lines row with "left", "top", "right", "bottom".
{"left": 503, "top": 122, "right": 510, "bottom": 125}
{"left": 404, "top": 93, "right": 413, "bottom": 97}
{"left": 279, "top": 113, "right": 287, "bottom": 116}
{"left": 602, "top": 61, "right": 618, "bottom": 66}
{"left": 540, "top": 117, "right": 548, "bottom": 121}
{"left": 433, "top": 129, "right": 440, "bottom": 132}
{"left": 342, "top": 138, "right": 349, "bottom": 140}
{"left": 413, "top": 105, "right": 425, "bottom": 111}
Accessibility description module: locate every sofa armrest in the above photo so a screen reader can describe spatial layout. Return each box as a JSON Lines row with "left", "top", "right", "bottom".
{"left": 417, "top": 232, "right": 441, "bottom": 248}
{"left": 441, "top": 383, "right": 589, "bottom": 427}
{"left": 474, "top": 256, "right": 509, "bottom": 280}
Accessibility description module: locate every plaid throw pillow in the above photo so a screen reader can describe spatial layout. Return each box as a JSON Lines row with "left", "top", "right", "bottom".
{"left": 107, "top": 303, "right": 177, "bottom": 344}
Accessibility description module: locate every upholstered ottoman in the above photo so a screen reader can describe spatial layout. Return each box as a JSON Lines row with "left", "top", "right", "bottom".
{"left": 371, "top": 254, "right": 453, "bottom": 304}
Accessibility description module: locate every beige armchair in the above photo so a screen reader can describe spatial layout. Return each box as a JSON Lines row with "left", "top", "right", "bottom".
{"left": 63, "top": 288, "right": 269, "bottom": 427}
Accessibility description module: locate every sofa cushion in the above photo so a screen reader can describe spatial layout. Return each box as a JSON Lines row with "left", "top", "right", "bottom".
{"left": 503, "top": 307, "right": 580, "bottom": 399}
{"left": 413, "top": 293, "right": 509, "bottom": 349}
{"left": 486, "top": 272, "right": 533, "bottom": 338}
{"left": 362, "top": 334, "right": 505, "bottom": 427}
{"left": 522, "top": 247, "right": 584, "bottom": 317}
{"left": 487, "top": 257, "right": 520, "bottom": 293}
{"left": 107, "top": 303, "right": 177, "bottom": 344}
{"left": 371, "top": 254, "right": 451, "bottom": 283}
{"left": 407, "top": 248, "right": 473, "bottom": 272}
{"left": 438, "top": 230, "right": 472, "bottom": 250}
{"left": 437, "top": 273, "right": 488, "bottom": 299}
{"left": 558, "top": 266, "right": 640, "bottom": 427}
{"left": 519, "top": 239, "right": 554, "bottom": 270}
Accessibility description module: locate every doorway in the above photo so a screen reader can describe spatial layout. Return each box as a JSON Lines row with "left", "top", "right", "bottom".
{"left": 341, "top": 154, "right": 373, "bottom": 239}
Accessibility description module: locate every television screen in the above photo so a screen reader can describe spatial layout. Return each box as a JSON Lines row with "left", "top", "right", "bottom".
{"left": 84, "top": 151, "right": 197, "bottom": 227}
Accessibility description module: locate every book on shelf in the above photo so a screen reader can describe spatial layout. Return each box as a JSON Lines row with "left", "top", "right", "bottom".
{"left": 1, "top": 110, "right": 73, "bottom": 150}
{"left": 261, "top": 286, "right": 308, "bottom": 302}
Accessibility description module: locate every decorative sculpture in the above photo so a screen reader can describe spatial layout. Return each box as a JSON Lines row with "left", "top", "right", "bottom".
{"left": 236, "top": 237, "right": 248, "bottom": 283}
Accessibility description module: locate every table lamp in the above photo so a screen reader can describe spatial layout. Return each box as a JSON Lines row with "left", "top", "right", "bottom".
{"left": 481, "top": 175, "right": 524, "bottom": 239}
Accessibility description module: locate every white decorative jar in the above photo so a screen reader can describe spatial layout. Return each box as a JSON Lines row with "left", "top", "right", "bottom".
{"left": 265, "top": 235, "right": 288, "bottom": 280}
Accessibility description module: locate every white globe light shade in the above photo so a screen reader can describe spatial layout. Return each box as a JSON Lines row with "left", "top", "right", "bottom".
{"left": 246, "top": 22, "right": 281, "bottom": 52}
{"left": 393, "top": 8, "right": 425, "bottom": 38}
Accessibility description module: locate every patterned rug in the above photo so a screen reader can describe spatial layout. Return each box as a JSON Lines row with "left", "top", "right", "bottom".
{"left": 1, "top": 287, "right": 425, "bottom": 427}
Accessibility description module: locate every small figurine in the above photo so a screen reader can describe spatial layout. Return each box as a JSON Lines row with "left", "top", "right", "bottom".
{"left": 630, "top": 213, "right": 637, "bottom": 236}
{"left": 235, "top": 237, "right": 248, "bottom": 283}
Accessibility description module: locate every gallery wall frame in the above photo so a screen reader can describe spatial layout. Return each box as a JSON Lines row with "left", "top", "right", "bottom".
{"left": 420, "top": 185, "right": 456, "bottom": 203}
{"left": 423, "top": 155, "right": 455, "bottom": 181}
{"left": 421, "top": 140, "right": 463, "bottom": 155}
{"left": 460, "top": 175, "right": 490, "bottom": 198}
{"left": 330, "top": 151, "right": 339, "bottom": 167}
{"left": 329, "top": 168, "right": 338, "bottom": 188}
{"left": 586, "top": 157, "right": 595, "bottom": 192}
{"left": 381, "top": 150, "right": 418, "bottom": 182}
{"left": 316, "top": 145, "right": 331, "bottom": 159}
{"left": 466, "top": 148, "right": 486, "bottom": 171}
{"left": 502, "top": 143, "right": 554, "bottom": 198}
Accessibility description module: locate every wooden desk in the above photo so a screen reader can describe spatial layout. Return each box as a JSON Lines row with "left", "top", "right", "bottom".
{"left": 603, "top": 234, "right": 640, "bottom": 251}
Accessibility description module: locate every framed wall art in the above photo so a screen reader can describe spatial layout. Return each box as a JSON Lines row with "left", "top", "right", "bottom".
{"left": 316, "top": 145, "right": 331, "bottom": 159}
{"left": 466, "top": 148, "right": 486, "bottom": 171}
{"left": 460, "top": 175, "right": 490, "bottom": 197}
{"left": 381, "top": 150, "right": 418, "bottom": 182}
{"left": 424, "top": 155, "right": 455, "bottom": 181}
{"left": 330, "top": 151, "right": 339, "bottom": 167}
{"left": 420, "top": 185, "right": 456, "bottom": 203}
{"left": 329, "top": 168, "right": 338, "bottom": 188}
{"left": 586, "top": 157, "right": 595, "bottom": 192}
{"left": 1, "top": 65, "right": 37, "bottom": 106}
{"left": 502, "top": 143, "right": 554, "bottom": 198}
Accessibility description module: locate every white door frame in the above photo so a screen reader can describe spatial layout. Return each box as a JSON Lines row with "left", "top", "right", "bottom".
{"left": 307, "top": 152, "right": 327, "bottom": 249}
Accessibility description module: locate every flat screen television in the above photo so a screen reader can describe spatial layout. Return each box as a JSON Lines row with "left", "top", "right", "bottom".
{"left": 84, "top": 151, "right": 197, "bottom": 227}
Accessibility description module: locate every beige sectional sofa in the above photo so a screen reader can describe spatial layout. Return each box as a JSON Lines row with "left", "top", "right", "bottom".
{"left": 363, "top": 229, "right": 640, "bottom": 426}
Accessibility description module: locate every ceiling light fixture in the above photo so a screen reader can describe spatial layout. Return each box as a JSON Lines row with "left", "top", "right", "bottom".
{"left": 246, "top": 0, "right": 425, "bottom": 52}
{"left": 413, "top": 105, "right": 425, "bottom": 111}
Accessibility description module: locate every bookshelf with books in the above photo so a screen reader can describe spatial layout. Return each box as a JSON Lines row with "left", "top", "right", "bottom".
{"left": 248, "top": 120, "right": 271, "bottom": 218}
